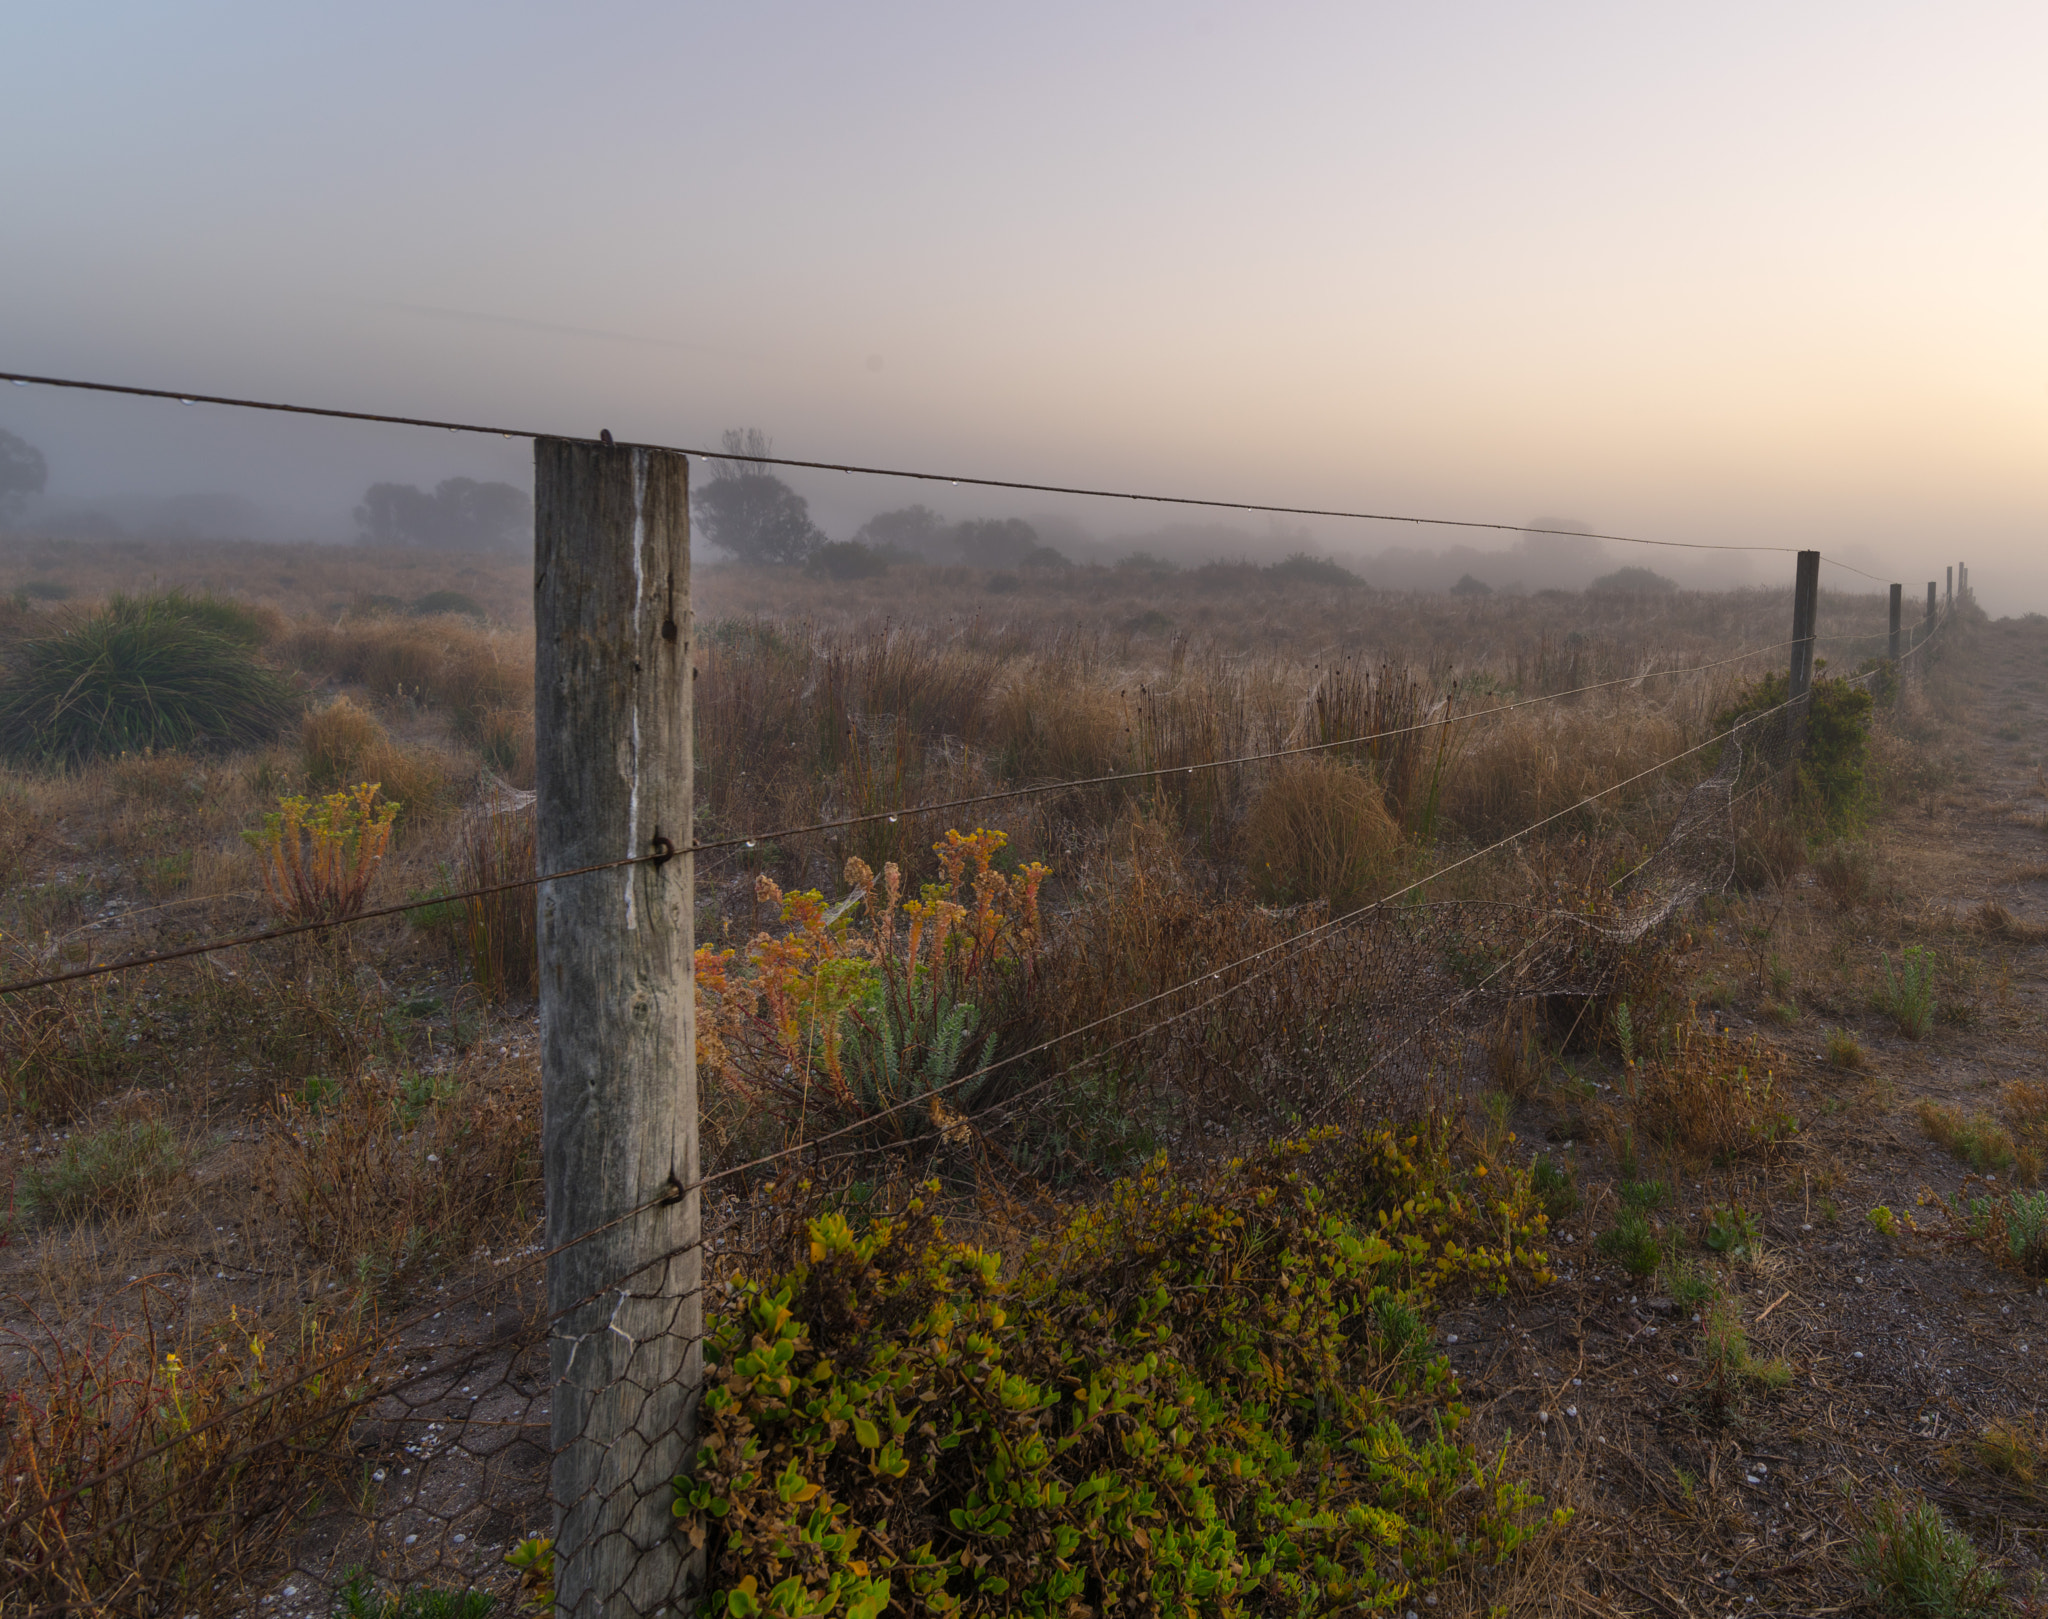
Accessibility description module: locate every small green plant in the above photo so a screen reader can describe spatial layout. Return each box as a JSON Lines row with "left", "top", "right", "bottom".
{"left": 331, "top": 1569, "right": 496, "bottom": 1619}
{"left": 1702, "top": 1203, "right": 1762, "bottom": 1260}
{"left": 1869, "top": 1205, "right": 1899, "bottom": 1237}
{"left": 1877, "top": 946, "right": 1938, "bottom": 1039}
{"left": 1612, "top": 1000, "right": 1636, "bottom": 1064}
{"left": 1849, "top": 1495, "right": 2003, "bottom": 1618}
{"left": 1826, "top": 1027, "right": 1865, "bottom": 1069}
{"left": 506, "top": 1537, "right": 553, "bottom": 1612}
{"left": 1697, "top": 1301, "right": 1792, "bottom": 1414}
{"left": 1619, "top": 1175, "right": 1670, "bottom": 1211}
{"left": 22, "top": 1119, "right": 186, "bottom": 1223}
{"left": 1667, "top": 1260, "right": 1718, "bottom": 1310}
{"left": 1598, "top": 1208, "right": 1663, "bottom": 1277}
{"left": 1531, "top": 1152, "right": 1580, "bottom": 1218}
{"left": 1767, "top": 953, "right": 1792, "bottom": 999}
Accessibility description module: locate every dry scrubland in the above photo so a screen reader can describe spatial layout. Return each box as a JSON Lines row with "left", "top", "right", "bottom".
{"left": 0, "top": 533, "right": 2043, "bottom": 1616}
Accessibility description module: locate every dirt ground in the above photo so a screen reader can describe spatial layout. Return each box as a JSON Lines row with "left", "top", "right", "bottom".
{"left": 1450, "top": 612, "right": 2048, "bottom": 1615}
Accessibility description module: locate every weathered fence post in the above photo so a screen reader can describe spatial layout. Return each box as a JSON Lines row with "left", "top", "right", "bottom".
{"left": 535, "top": 438, "right": 702, "bottom": 1617}
{"left": 1946, "top": 566, "right": 1953, "bottom": 615}
{"left": 1888, "top": 582, "right": 1903, "bottom": 711}
{"left": 1787, "top": 549, "right": 1820, "bottom": 758}
{"left": 1926, "top": 581, "right": 1937, "bottom": 637}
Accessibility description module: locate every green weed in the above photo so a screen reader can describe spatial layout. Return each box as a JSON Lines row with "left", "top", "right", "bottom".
{"left": 22, "top": 1119, "right": 186, "bottom": 1223}
{"left": 1849, "top": 1496, "right": 2003, "bottom": 1618}
{"left": 331, "top": 1569, "right": 495, "bottom": 1619}
{"left": 1877, "top": 946, "right": 1938, "bottom": 1039}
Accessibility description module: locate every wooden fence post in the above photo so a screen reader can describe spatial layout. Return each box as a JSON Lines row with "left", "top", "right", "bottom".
{"left": 1946, "top": 566, "right": 1953, "bottom": 614}
{"left": 1787, "top": 549, "right": 1820, "bottom": 757}
{"left": 535, "top": 438, "right": 702, "bottom": 1618}
{"left": 1888, "top": 582, "right": 1903, "bottom": 711}
{"left": 1926, "top": 581, "right": 1937, "bottom": 638}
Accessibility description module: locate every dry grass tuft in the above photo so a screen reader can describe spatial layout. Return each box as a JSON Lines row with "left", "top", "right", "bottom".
{"left": 302, "top": 697, "right": 387, "bottom": 788}
{"left": 1629, "top": 1022, "right": 1798, "bottom": 1161}
{"left": 0, "top": 1303, "right": 382, "bottom": 1615}
{"left": 257, "top": 1057, "right": 540, "bottom": 1297}
{"left": 1242, "top": 758, "right": 1396, "bottom": 913}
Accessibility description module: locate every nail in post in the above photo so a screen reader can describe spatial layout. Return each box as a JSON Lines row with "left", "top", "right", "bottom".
{"left": 535, "top": 437, "right": 702, "bottom": 1617}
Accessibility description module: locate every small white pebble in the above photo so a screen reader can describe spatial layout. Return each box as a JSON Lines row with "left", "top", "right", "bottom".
{"left": 405, "top": 1534, "right": 418, "bottom": 1545}
{"left": 1445, "top": 1334, "right": 1458, "bottom": 1344}
{"left": 1565, "top": 1406, "right": 1578, "bottom": 1417}
{"left": 453, "top": 1534, "right": 466, "bottom": 1544}
{"left": 1537, "top": 1411, "right": 1550, "bottom": 1424}
{"left": 1667, "top": 1373, "right": 1681, "bottom": 1384}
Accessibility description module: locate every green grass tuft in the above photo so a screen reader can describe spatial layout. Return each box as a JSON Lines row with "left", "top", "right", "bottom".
{"left": 1850, "top": 1496, "right": 2003, "bottom": 1618}
{"left": 0, "top": 595, "right": 298, "bottom": 765}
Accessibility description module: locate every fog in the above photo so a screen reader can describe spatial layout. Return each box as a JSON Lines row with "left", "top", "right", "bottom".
{"left": 4, "top": 7, "right": 2043, "bottom": 612}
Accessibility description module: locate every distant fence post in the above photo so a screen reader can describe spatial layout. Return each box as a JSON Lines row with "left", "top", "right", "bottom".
{"left": 1888, "top": 582, "right": 1903, "bottom": 711}
{"left": 1787, "top": 548, "right": 1820, "bottom": 758}
{"left": 1926, "top": 580, "right": 1937, "bottom": 641}
{"left": 1946, "top": 565, "right": 1953, "bottom": 615}
{"left": 535, "top": 438, "right": 702, "bottom": 1618}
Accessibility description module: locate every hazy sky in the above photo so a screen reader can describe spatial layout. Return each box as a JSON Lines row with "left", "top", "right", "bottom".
{"left": 3, "top": 4, "right": 2042, "bottom": 604}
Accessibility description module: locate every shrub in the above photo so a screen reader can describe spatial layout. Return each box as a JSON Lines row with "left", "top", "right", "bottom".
{"left": 103, "top": 587, "right": 273, "bottom": 648}
{"left": 1531, "top": 1152, "right": 1579, "bottom": 1218}
{"left": 0, "top": 1308, "right": 378, "bottom": 1613}
{"left": 1715, "top": 671, "right": 1874, "bottom": 832}
{"left": 675, "top": 1129, "right": 1559, "bottom": 1616}
{"left": 1914, "top": 1100, "right": 2017, "bottom": 1176}
{"left": 1630, "top": 1022, "right": 1797, "bottom": 1161}
{"left": 1242, "top": 757, "right": 1397, "bottom": 912}
{"left": 0, "top": 596, "right": 299, "bottom": 765}
{"left": 1812, "top": 841, "right": 1875, "bottom": 908}
{"left": 1597, "top": 1208, "right": 1662, "bottom": 1277}
{"left": 1826, "top": 1027, "right": 1865, "bottom": 1069}
{"left": 22, "top": 1118, "right": 186, "bottom": 1223}
{"left": 1877, "top": 947, "right": 1938, "bottom": 1038}
{"left": 246, "top": 783, "right": 401, "bottom": 925}
{"left": 1701, "top": 1203, "right": 1762, "bottom": 1260}
{"left": 303, "top": 697, "right": 387, "bottom": 788}
{"left": 1849, "top": 1496, "right": 2003, "bottom": 1618}
{"left": 696, "top": 830, "right": 1048, "bottom": 1143}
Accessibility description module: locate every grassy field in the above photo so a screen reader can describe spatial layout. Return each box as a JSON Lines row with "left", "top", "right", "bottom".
{"left": 2, "top": 531, "right": 2043, "bottom": 1615}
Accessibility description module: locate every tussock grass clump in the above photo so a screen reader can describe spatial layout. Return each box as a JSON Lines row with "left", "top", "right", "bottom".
{"left": 1825, "top": 1027, "right": 1865, "bottom": 1069}
{"left": 0, "top": 595, "right": 299, "bottom": 765}
{"left": 1242, "top": 757, "right": 1396, "bottom": 912}
{"left": 22, "top": 1118, "right": 186, "bottom": 1223}
{"left": 303, "top": 695, "right": 386, "bottom": 787}
{"left": 666, "top": 1129, "right": 1558, "bottom": 1617}
{"left": 1849, "top": 1496, "right": 2004, "bottom": 1619}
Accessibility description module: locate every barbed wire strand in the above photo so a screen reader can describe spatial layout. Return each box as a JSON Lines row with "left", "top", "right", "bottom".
{"left": 6, "top": 368, "right": 1815, "bottom": 558}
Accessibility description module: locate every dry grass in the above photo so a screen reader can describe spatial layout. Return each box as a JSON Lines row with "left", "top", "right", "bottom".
{"left": 1625, "top": 1022, "right": 1798, "bottom": 1161}
{"left": 256, "top": 1056, "right": 539, "bottom": 1298}
{"left": 1242, "top": 757, "right": 1396, "bottom": 911}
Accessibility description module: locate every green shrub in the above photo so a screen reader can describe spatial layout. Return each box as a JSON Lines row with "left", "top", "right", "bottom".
{"left": 675, "top": 1128, "right": 1561, "bottom": 1616}
{"left": 1531, "top": 1153, "right": 1579, "bottom": 1218}
{"left": 1702, "top": 1203, "right": 1761, "bottom": 1260}
{"left": 1878, "top": 947, "right": 1938, "bottom": 1039}
{"left": 1850, "top": 1496, "right": 2003, "bottom": 1618}
{"left": 0, "top": 596, "right": 298, "bottom": 765}
{"left": 1596, "top": 1208, "right": 1662, "bottom": 1277}
{"left": 102, "top": 587, "right": 271, "bottom": 648}
{"left": 1716, "top": 670, "right": 1875, "bottom": 832}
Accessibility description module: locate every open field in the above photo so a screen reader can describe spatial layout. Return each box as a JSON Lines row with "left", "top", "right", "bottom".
{"left": 1, "top": 532, "right": 2042, "bottom": 1616}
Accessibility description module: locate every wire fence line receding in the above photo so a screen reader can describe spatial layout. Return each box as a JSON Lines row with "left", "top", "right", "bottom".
{"left": 0, "top": 371, "right": 1978, "bottom": 1616}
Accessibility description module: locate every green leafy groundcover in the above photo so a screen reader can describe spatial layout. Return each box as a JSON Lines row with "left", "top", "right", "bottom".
{"left": 676, "top": 1127, "right": 1564, "bottom": 1617}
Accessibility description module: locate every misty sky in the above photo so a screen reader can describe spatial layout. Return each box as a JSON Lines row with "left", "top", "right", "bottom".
{"left": 3, "top": 4, "right": 2043, "bottom": 605}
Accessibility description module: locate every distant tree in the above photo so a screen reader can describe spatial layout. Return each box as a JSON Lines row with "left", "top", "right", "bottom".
{"left": 1266, "top": 553, "right": 1361, "bottom": 588}
{"left": 1589, "top": 565, "right": 1678, "bottom": 594}
{"left": 692, "top": 428, "right": 824, "bottom": 566}
{"left": 1449, "top": 573, "right": 1493, "bottom": 597}
{"left": 853, "top": 504, "right": 949, "bottom": 558}
{"left": 952, "top": 518, "right": 1040, "bottom": 569}
{"left": 355, "top": 477, "right": 530, "bottom": 551}
{"left": 806, "top": 540, "right": 890, "bottom": 581}
{"left": 0, "top": 429, "right": 49, "bottom": 521}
